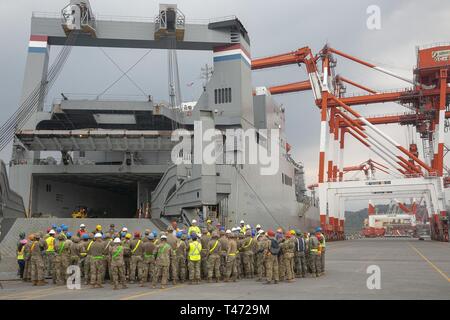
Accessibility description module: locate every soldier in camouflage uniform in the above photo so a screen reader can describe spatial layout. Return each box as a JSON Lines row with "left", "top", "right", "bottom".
{"left": 255, "top": 230, "right": 266, "bottom": 281}
{"left": 283, "top": 232, "right": 296, "bottom": 282}
{"left": 122, "top": 233, "right": 132, "bottom": 280}
{"left": 278, "top": 233, "right": 286, "bottom": 281}
{"left": 101, "top": 233, "right": 113, "bottom": 283}
{"left": 142, "top": 234, "right": 156, "bottom": 283}
{"left": 218, "top": 230, "right": 228, "bottom": 279}
{"left": 30, "top": 233, "right": 47, "bottom": 286}
{"left": 109, "top": 237, "right": 128, "bottom": 290}
{"left": 264, "top": 230, "right": 279, "bottom": 284}
{"left": 89, "top": 233, "right": 106, "bottom": 288}
{"left": 81, "top": 233, "right": 94, "bottom": 284}
{"left": 153, "top": 235, "right": 171, "bottom": 289}
{"left": 54, "top": 233, "right": 71, "bottom": 285}
{"left": 166, "top": 226, "right": 178, "bottom": 285}
{"left": 224, "top": 231, "right": 238, "bottom": 282}
{"left": 200, "top": 228, "right": 210, "bottom": 280}
{"left": 308, "top": 232, "right": 321, "bottom": 277}
{"left": 237, "top": 232, "right": 245, "bottom": 279}
{"left": 70, "top": 236, "right": 82, "bottom": 268}
{"left": 207, "top": 231, "right": 221, "bottom": 282}
{"left": 294, "top": 230, "right": 307, "bottom": 278}
{"left": 176, "top": 232, "right": 187, "bottom": 283}
{"left": 187, "top": 233, "right": 202, "bottom": 284}
{"left": 129, "top": 232, "right": 145, "bottom": 285}
{"left": 241, "top": 230, "right": 255, "bottom": 279}
{"left": 22, "top": 235, "right": 33, "bottom": 282}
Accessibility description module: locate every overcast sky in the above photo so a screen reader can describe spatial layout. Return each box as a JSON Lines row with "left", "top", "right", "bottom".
{"left": 0, "top": 0, "right": 449, "bottom": 210}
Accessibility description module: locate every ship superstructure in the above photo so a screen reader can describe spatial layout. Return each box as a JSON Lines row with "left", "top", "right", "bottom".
{"left": 2, "top": 2, "right": 318, "bottom": 230}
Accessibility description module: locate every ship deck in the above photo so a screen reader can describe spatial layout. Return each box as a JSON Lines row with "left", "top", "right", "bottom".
{"left": 0, "top": 238, "right": 449, "bottom": 300}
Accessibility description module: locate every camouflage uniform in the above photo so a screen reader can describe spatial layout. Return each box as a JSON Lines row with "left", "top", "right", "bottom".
{"left": 153, "top": 240, "right": 171, "bottom": 288}
{"left": 44, "top": 235, "right": 56, "bottom": 278}
{"left": 129, "top": 237, "right": 145, "bottom": 285}
{"left": 187, "top": 239, "right": 202, "bottom": 283}
{"left": 102, "top": 236, "right": 113, "bottom": 283}
{"left": 278, "top": 237, "right": 286, "bottom": 281}
{"left": 200, "top": 231, "right": 210, "bottom": 280}
{"left": 219, "top": 233, "right": 229, "bottom": 279}
{"left": 109, "top": 242, "right": 127, "bottom": 289}
{"left": 207, "top": 234, "right": 222, "bottom": 282}
{"left": 166, "top": 230, "right": 178, "bottom": 284}
{"left": 294, "top": 236, "right": 307, "bottom": 278}
{"left": 23, "top": 240, "right": 32, "bottom": 282}
{"left": 241, "top": 233, "right": 255, "bottom": 278}
{"left": 308, "top": 234, "right": 321, "bottom": 277}
{"left": 142, "top": 239, "right": 156, "bottom": 283}
{"left": 70, "top": 236, "right": 82, "bottom": 268}
{"left": 89, "top": 239, "right": 106, "bottom": 287}
{"left": 264, "top": 237, "right": 279, "bottom": 284}
{"left": 225, "top": 235, "right": 238, "bottom": 282}
{"left": 54, "top": 236, "right": 71, "bottom": 285}
{"left": 283, "top": 237, "right": 296, "bottom": 281}
{"left": 122, "top": 239, "right": 131, "bottom": 280}
{"left": 30, "top": 235, "right": 47, "bottom": 285}
{"left": 81, "top": 239, "right": 94, "bottom": 284}
{"left": 237, "top": 234, "right": 245, "bottom": 279}
{"left": 176, "top": 236, "right": 187, "bottom": 283}
{"left": 255, "top": 234, "right": 266, "bottom": 281}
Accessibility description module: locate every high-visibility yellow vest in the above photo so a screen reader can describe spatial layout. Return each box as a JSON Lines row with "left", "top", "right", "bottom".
{"left": 46, "top": 237, "right": 55, "bottom": 252}
{"left": 17, "top": 246, "right": 25, "bottom": 260}
{"left": 188, "top": 226, "right": 201, "bottom": 236}
{"left": 319, "top": 233, "right": 326, "bottom": 248}
{"left": 188, "top": 241, "right": 202, "bottom": 261}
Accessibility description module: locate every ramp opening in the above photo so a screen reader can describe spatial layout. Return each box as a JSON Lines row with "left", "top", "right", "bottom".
{"left": 30, "top": 174, "right": 161, "bottom": 218}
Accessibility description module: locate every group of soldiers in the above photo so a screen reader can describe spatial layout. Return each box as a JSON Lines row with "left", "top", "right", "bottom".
{"left": 17, "top": 219, "right": 326, "bottom": 290}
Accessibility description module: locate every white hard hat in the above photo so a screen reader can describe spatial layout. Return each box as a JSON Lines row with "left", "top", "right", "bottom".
{"left": 49, "top": 229, "right": 56, "bottom": 235}
{"left": 192, "top": 219, "right": 197, "bottom": 224}
{"left": 256, "top": 224, "right": 261, "bottom": 229}
{"left": 226, "top": 229, "right": 232, "bottom": 234}
{"left": 94, "top": 233, "right": 102, "bottom": 238}
{"left": 122, "top": 227, "right": 128, "bottom": 232}
{"left": 80, "top": 224, "right": 86, "bottom": 228}
{"left": 161, "top": 235, "right": 167, "bottom": 240}
{"left": 240, "top": 220, "right": 245, "bottom": 224}
{"left": 113, "top": 238, "right": 121, "bottom": 243}
{"left": 246, "top": 224, "right": 251, "bottom": 229}
{"left": 257, "top": 229, "right": 264, "bottom": 234}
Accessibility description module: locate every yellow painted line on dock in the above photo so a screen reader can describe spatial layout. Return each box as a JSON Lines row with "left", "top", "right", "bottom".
{"left": 409, "top": 243, "right": 450, "bottom": 283}
{"left": 120, "top": 284, "right": 185, "bottom": 300}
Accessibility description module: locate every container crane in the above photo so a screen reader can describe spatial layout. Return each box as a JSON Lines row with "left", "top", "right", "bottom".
{"left": 252, "top": 43, "right": 449, "bottom": 241}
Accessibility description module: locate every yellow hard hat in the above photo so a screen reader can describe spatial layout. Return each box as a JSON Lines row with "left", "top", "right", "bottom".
{"left": 290, "top": 230, "right": 296, "bottom": 235}
{"left": 96, "top": 225, "right": 102, "bottom": 231}
{"left": 125, "top": 233, "right": 132, "bottom": 239}
{"left": 207, "top": 219, "right": 212, "bottom": 224}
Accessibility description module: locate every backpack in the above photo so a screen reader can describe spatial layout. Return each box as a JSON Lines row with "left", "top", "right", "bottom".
{"left": 296, "top": 237, "right": 305, "bottom": 252}
{"left": 269, "top": 239, "right": 280, "bottom": 255}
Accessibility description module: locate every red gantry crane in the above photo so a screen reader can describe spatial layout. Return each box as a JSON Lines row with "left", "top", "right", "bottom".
{"left": 252, "top": 43, "right": 450, "bottom": 242}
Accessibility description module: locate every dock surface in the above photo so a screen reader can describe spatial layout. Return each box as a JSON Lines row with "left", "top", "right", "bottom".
{"left": 0, "top": 239, "right": 449, "bottom": 300}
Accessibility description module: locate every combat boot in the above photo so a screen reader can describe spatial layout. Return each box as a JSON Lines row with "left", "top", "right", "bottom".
{"left": 97, "top": 284, "right": 104, "bottom": 288}
{"left": 122, "top": 284, "right": 128, "bottom": 289}
{"left": 113, "top": 285, "right": 118, "bottom": 290}
{"left": 32, "top": 281, "right": 38, "bottom": 286}
{"left": 37, "top": 280, "right": 47, "bottom": 286}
